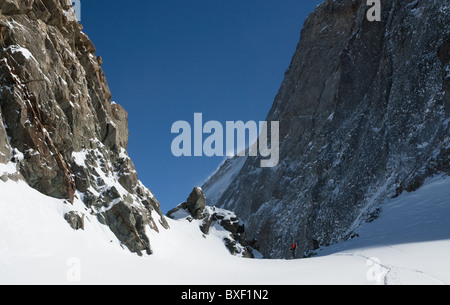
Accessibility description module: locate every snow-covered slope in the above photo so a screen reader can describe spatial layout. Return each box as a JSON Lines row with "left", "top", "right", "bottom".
{"left": 1, "top": 174, "right": 448, "bottom": 285}
{"left": 317, "top": 175, "right": 450, "bottom": 285}
{"left": 0, "top": 0, "right": 448, "bottom": 285}
{"left": 202, "top": 156, "right": 247, "bottom": 207}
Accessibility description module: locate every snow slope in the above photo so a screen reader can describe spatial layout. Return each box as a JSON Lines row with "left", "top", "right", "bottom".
{"left": 202, "top": 156, "right": 247, "bottom": 207}
{"left": 0, "top": 174, "right": 449, "bottom": 285}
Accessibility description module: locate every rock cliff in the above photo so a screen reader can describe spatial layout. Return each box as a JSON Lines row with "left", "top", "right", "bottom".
{"left": 204, "top": 0, "right": 450, "bottom": 258}
{"left": 0, "top": 0, "right": 168, "bottom": 256}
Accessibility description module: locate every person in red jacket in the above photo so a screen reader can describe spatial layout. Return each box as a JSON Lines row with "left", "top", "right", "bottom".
{"left": 290, "top": 242, "right": 297, "bottom": 259}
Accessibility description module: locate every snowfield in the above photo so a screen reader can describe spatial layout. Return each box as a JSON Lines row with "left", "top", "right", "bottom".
{"left": 0, "top": 174, "right": 449, "bottom": 285}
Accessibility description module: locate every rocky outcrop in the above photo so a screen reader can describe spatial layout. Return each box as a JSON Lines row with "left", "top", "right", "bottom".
{"left": 199, "top": 206, "right": 254, "bottom": 258}
{"left": 64, "top": 211, "right": 84, "bottom": 230}
{"left": 0, "top": 0, "right": 168, "bottom": 255}
{"left": 168, "top": 187, "right": 255, "bottom": 258}
{"left": 167, "top": 187, "right": 207, "bottom": 221}
{"left": 204, "top": 0, "right": 450, "bottom": 258}
{"left": 186, "top": 187, "right": 207, "bottom": 219}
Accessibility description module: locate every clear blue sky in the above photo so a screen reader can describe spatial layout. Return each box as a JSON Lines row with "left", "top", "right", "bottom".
{"left": 81, "top": 0, "right": 323, "bottom": 213}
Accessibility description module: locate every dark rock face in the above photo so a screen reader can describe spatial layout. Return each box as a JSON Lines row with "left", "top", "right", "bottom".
{"left": 186, "top": 187, "right": 207, "bottom": 219}
{"left": 167, "top": 187, "right": 255, "bottom": 258}
{"left": 64, "top": 211, "right": 84, "bottom": 230}
{"left": 102, "top": 199, "right": 156, "bottom": 256}
{"left": 204, "top": 0, "right": 450, "bottom": 258}
{"left": 0, "top": 0, "right": 168, "bottom": 255}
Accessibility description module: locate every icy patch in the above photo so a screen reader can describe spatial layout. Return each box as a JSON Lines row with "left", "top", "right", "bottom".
{"left": 372, "top": 127, "right": 381, "bottom": 133}
{"left": 11, "top": 148, "right": 24, "bottom": 162}
{"left": 63, "top": 8, "right": 78, "bottom": 23}
{"left": 417, "top": 142, "right": 429, "bottom": 149}
{"left": 72, "top": 150, "right": 88, "bottom": 166}
{"left": 4, "top": 45, "right": 36, "bottom": 61}
{"left": 118, "top": 147, "right": 130, "bottom": 160}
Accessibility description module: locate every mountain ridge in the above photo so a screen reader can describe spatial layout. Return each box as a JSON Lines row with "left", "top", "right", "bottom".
{"left": 203, "top": 0, "right": 450, "bottom": 258}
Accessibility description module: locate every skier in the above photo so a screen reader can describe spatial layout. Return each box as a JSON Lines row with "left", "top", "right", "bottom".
{"left": 290, "top": 242, "right": 297, "bottom": 259}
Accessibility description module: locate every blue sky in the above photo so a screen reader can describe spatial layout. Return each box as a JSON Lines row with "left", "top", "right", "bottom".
{"left": 81, "top": 0, "right": 323, "bottom": 212}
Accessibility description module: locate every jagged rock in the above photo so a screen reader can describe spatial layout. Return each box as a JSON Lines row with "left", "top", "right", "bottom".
{"left": 186, "top": 187, "right": 207, "bottom": 219}
{"left": 167, "top": 187, "right": 207, "bottom": 220}
{"left": 101, "top": 201, "right": 152, "bottom": 256}
{"left": 0, "top": 0, "right": 168, "bottom": 255}
{"left": 0, "top": 0, "right": 23, "bottom": 15}
{"left": 199, "top": 207, "right": 254, "bottom": 258}
{"left": 167, "top": 187, "right": 255, "bottom": 258}
{"left": 204, "top": 0, "right": 450, "bottom": 258}
{"left": 64, "top": 211, "right": 84, "bottom": 230}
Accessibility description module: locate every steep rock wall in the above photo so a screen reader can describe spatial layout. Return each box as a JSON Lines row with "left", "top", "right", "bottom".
{"left": 205, "top": 0, "right": 449, "bottom": 258}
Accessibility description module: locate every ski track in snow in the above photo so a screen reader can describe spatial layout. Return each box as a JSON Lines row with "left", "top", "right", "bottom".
{"left": 335, "top": 251, "right": 445, "bottom": 285}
